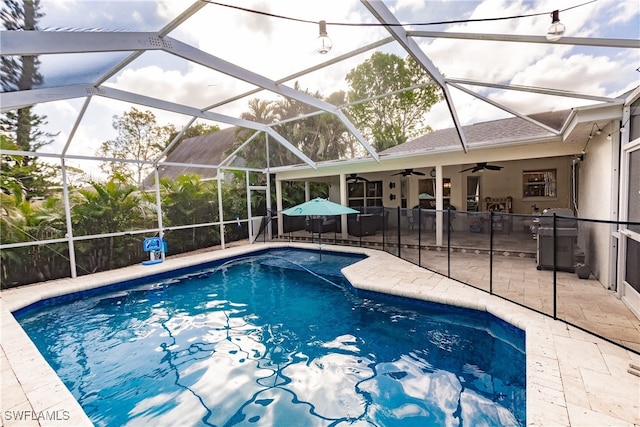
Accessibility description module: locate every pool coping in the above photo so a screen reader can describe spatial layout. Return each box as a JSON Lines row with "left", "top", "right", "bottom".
{"left": 1, "top": 242, "right": 638, "bottom": 426}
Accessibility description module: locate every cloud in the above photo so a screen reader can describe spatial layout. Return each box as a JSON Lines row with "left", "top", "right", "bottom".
{"left": 413, "top": 0, "right": 639, "bottom": 122}
{"left": 25, "top": 0, "right": 640, "bottom": 163}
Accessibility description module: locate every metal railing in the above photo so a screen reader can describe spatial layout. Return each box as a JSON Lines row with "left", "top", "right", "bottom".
{"left": 273, "top": 207, "right": 640, "bottom": 354}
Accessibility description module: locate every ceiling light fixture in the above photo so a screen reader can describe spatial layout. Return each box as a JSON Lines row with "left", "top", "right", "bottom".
{"left": 546, "top": 10, "right": 565, "bottom": 42}
{"left": 317, "top": 20, "right": 332, "bottom": 54}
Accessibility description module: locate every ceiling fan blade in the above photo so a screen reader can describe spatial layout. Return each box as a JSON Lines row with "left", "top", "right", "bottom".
{"left": 485, "top": 165, "right": 503, "bottom": 170}
{"left": 391, "top": 171, "right": 404, "bottom": 176}
{"left": 412, "top": 171, "right": 426, "bottom": 176}
{"left": 459, "top": 166, "right": 475, "bottom": 173}
{"left": 348, "top": 174, "right": 370, "bottom": 182}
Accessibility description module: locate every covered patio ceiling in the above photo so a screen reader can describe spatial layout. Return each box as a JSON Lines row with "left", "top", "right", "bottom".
{"left": 1, "top": 0, "right": 638, "bottom": 174}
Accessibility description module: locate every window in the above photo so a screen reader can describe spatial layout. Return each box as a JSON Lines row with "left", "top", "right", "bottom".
{"left": 523, "top": 169, "right": 556, "bottom": 198}
{"left": 348, "top": 181, "right": 382, "bottom": 208}
{"left": 418, "top": 178, "right": 451, "bottom": 209}
{"left": 467, "top": 176, "right": 480, "bottom": 211}
{"left": 628, "top": 149, "right": 640, "bottom": 233}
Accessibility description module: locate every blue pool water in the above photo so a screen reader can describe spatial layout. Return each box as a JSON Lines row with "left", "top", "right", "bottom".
{"left": 16, "top": 248, "right": 525, "bottom": 426}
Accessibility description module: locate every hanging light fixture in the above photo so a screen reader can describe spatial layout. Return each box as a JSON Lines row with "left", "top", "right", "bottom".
{"left": 317, "top": 20, "right": 332, "bottom": 54}
{"left": 546, "top": 10, "right": 565, "bottom": 42}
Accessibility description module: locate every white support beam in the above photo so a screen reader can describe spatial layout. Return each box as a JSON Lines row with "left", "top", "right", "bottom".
{"left": 446, "top": 78, "right": 621, "bottom": 104}
{"left": 165, "top": 38, "right": 337, "bottom": 114}
{"left": 99, "top": 86, "right": 258, "bottom": 128}
{"left": 163, "top": 36, "right": 378, "bottom": 161}
{"left": 406, "top": 31, "right": 640, "bottom": 49}
{"left": 217, "top": 174, "right": 225, "bottom": 249}
{"left": 220, "top": 130, "right": 261, "bottom": 168}
{"left": 0, "top": 84, "right": 98, "bottom": 112}
{"left": 276, "top": 179, "right": 284, "bottom": 236}
{"left": 60, "top": 158, "right": 77, "bottom": 278}
{"left": 264, "top": 128, "right": 317, "bottom": 169}
{"left": 98, "top": 86, "right": 317, "bottom": 168}
{"left": 448, "top": 82, "right": 561, "bottom": 135}
{"left": 96, "top": 0, "right": 207, "bottom": 86}
{"left": 203, "top": 37, "right": 394, "bottom": 111}
{"left": 360, "top": 0, "right": 469, "bottom": 153}
{"left": 62, "top": 96, "right": 92, "bottom": 156}
{"left": 155, "top": 117, "right": 197, "bottom": 163}
{"left": 360, "top": 2, "right": 445, "bottom": 86}
{"left": 339, "top": 173, "right": 349, "bottom": 238}
{"left": 0, "top": 31, "right": 163, "bottom": 55}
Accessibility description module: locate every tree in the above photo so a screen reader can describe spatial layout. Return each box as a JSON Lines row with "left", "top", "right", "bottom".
{"left": 271, "top": 85, "right": 354, "bottom": 163}
{"left": 97, "top": 108, "right": 174, "bottom": 186}
{"left": 0, "top": 0, "right": 58, "bottom": 198}
{"left": 234, "top": 99, "right": 278, "bottom": 168}
{"left": 346, "top": 52, "right": 443, "bottom": 152}
{"left": 234, "top": 85, "right": 357, "bottom": 168}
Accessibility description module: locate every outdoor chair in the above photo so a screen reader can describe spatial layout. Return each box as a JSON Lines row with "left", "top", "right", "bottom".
{"left": 307, "top": 217, "right": 340, "bottom": 234}
{"left": 348, "top": 214, "right": 376, "bottom": 237}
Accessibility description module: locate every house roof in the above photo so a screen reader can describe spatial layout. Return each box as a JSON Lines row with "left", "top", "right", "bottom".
{"left": 143, "top": 126, "right": 238, "bottom": 187}
{"left": 380, "top": 110, "right": 571, "bottom": 156}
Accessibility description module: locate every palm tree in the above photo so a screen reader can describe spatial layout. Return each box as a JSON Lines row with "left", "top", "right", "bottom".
{"left": 160, "top": 174, "right": 218, "bottom": 253}
{"left": 72, "top": 175, "right": 149, "bottom": 273}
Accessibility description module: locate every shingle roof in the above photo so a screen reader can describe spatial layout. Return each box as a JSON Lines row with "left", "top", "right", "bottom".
{"left": 143, "top": 127, "right": 238, "bottom": 187}
{"left": 380, "top": 110, "right": 571, "bottom": 156}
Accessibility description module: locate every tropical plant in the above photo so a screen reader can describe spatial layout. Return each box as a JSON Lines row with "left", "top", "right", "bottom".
{"left": 71, "top": 175, "right": 150, "bottom": 272}
{"left": 220, "top": 171, "right": 249, "bottom": 242}
{"left": 234, "top": 84, "right": 358, "bottom": 168}
{"left": 0, "top": 182, "right": 69, "bottom": 287}
{"left": 160, "top": 174, "right": 219, "bottom": 253}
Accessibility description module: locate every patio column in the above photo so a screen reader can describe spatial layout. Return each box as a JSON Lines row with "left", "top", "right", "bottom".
{"left": 276, "top": 179, "right": 284, "bottom": 236}
{"left": 217, "top": 173, "right": 225, "bottom": 249}
{"left": 154, "top": 167, "right": 165, "bottom": 261}
{"left": 435, "top": 165, "right": 444, "bottom": 246}
{"left": 61, "top": 158, "right": 77, "bottom": 278}
{"left": 265, "top": 171, "right": 272, "bottom": 240}
{"left": 305, "top": 181, "right": 310, "bottom": 201}
{"left": 339, "top": 173, "right": 348, "bottom": 238}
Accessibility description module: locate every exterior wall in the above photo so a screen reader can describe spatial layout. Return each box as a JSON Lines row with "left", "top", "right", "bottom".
{"left": 455, "top": 157, "right": 573, "bottom": 214}
{"left": 577, "top": 129, "right": 614, "bottom": 287}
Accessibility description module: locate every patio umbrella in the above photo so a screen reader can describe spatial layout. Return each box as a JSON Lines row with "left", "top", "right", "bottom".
{"left": 282, "top": 198, "right": 359, "bottom": 258}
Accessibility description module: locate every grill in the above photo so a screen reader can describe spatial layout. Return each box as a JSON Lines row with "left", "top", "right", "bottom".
{"left": 535, "top": 208, "right": 577, "bottom": 272}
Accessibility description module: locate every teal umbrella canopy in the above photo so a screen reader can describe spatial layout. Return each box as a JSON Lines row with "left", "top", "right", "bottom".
{"left": 282, "top": 198, "right": 359, "bottom": 216}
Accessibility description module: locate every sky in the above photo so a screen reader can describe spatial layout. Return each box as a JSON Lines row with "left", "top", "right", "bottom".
{"left": 14, "top": 0, "right": 640, "bottom": 173}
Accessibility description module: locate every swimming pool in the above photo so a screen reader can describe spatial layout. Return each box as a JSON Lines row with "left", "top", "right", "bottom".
{"left": 16, "top": 248, "right": 525, "bottom": 426}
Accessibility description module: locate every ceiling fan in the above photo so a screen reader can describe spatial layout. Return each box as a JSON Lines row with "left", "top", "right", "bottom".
{"left": 459, "top": 162, "right": 504, "bottom": 173}
{"left": 391, "top": 169, "right": 426, "bottom": 177}
{"left": 346, "top": 173, "right": 369, "bottom": 183}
